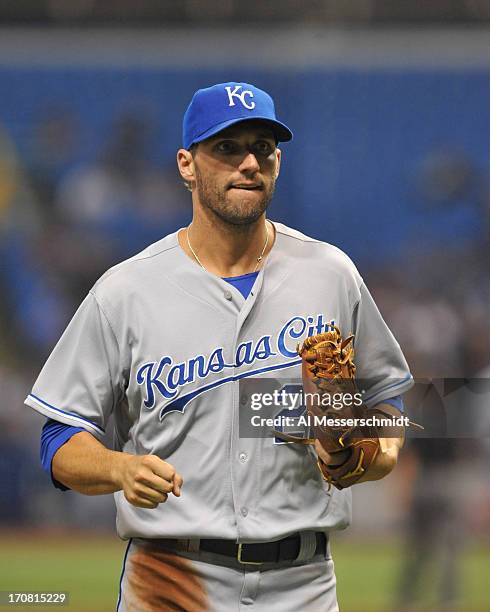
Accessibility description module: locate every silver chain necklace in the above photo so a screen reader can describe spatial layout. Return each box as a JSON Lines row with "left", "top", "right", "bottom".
{"left": 186, "top": 222, "right": 270, "bottom": 274}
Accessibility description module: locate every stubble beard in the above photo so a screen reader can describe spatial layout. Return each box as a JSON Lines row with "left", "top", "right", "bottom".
{"left": 194, "top": 167, "right": 276, "bottom": 227}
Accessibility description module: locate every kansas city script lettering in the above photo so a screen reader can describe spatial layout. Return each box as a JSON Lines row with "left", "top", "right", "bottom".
{"left": 137, "top": 314, "right": 334, "bottom": 409}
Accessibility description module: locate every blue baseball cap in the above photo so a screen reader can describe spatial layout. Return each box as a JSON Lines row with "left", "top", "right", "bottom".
{"left": 182, "top": 82, "right": 293, "bottom": 150}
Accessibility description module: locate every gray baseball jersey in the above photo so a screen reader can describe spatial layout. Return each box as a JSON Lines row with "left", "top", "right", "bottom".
{"left": 25, "top": 222, "right": 413, "bottom": 541}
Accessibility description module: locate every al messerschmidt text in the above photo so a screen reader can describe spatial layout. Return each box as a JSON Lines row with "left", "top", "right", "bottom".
{"left": 251, "top": 414, "right": 411, "bottom": 428}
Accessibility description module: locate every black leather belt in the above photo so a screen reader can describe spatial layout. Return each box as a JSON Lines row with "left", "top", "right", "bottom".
{"left": 159, "top": 532, "right": 327, "bottom": 565}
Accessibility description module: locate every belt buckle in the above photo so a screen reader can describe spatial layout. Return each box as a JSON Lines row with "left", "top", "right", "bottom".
{"left": 237, "top": 543, "right": 263, "bottom": 565}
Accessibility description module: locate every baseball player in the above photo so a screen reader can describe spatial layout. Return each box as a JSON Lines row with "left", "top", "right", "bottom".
{"left": 26, "top": 82, "right": 413, "bottom": 611}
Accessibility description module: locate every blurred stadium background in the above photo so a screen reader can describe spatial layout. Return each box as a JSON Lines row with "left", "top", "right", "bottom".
{"left": 0, "top": 2, "right": 489, "bottom": 611}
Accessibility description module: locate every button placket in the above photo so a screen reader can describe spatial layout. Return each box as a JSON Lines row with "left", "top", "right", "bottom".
{"left": 231, "top": 273, "right": 265, "bottom": 537}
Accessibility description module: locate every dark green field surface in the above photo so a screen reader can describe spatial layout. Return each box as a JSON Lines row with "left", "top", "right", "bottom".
{"left": 0, "top": 533, "right": 487, "bottom": 611}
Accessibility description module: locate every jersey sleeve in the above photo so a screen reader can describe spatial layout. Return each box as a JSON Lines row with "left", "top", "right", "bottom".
{"left": 25, "top": 291, "right": 124, "bottom": 439}
{"left": 351, "top": 282, "right": 414, "bottom": 407}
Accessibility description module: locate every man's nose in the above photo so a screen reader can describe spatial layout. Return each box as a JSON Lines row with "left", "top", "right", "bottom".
{"left": 239, "top": 151, "right": 260, "bottom": 174}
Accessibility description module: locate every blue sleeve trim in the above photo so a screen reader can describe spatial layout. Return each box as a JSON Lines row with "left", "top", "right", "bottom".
{"left": 363, "top": 374, "right": 413, "bottom": 407}
{"left": 29, "top": 393, "right": 105, "bottom": 435}
{"left": 378, "top": 395, "right": 404, "bottom": 412}
{"left": 40, "top": 419, "right": 85, "bottom": 491}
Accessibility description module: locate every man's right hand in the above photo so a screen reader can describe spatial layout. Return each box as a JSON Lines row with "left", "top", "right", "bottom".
{"left": 114, "top": 454, "right": 184, "bottom": 509}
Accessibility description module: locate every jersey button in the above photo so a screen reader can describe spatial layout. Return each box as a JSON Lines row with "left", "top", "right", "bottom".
{"left": 223, "top": 290, "right": 233, "bottom": 301}
{"left": 239, "top": 452, "right": 248, "bottom": 463}
{"left": 241, "top": 507, "right": 248, "bottom": 517}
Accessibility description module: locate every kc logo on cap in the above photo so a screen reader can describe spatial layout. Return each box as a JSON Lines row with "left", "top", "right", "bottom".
{"left": 182, "top": 81, "right": 293, "bottom": 150}
{"left": 225, "top": 85, "right": 256, "bottom": 110}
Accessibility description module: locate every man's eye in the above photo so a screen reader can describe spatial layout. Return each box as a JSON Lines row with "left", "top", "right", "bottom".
{"left": 253, "top": 141, "right": 274, "bottom": 156}
{"left": 215, "top": 141, "right": 236, "bottom": 154}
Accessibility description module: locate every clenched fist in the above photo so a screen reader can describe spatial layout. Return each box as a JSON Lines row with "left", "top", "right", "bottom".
{"left": 114, "top": 454, "right": 183, "bottom": 509}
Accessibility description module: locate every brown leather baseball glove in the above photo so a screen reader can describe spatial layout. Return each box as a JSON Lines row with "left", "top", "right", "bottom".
{"left": 277, "top": 327, "right": 403, "bottom": 490}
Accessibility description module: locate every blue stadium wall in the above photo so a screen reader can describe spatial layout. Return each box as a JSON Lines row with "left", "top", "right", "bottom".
{"left": 0, "top": 67, "right": 487, "bottom": 264}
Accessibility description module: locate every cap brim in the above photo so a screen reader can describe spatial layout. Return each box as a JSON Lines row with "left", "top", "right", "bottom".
{"left": 189, "top": 116, "right": 293, "bottom": 148}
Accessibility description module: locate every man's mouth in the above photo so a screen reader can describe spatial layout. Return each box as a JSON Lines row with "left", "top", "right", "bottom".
{"left": 229, "top": 183, "right": 263, "bottom": 191}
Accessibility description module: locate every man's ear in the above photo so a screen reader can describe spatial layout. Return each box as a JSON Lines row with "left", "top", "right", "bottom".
{"left": 275, "top": 148, "right": 282, "bottom": 179}
{"left": 177, "top": 149, "right": 195, "bottom": 184}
